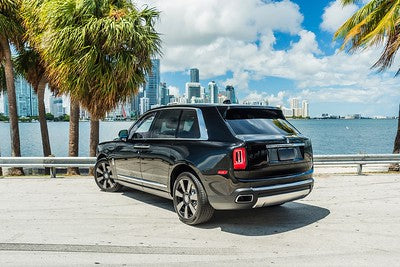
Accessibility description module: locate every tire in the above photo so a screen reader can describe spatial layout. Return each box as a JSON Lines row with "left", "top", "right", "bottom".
{"left": 172, "top": 172, "right": 214, "bottom": 225}
{"left": 94, "top": 158, "right": 122, "bottom": 192}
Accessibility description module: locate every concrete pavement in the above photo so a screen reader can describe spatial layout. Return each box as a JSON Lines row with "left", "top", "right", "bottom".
{"left": 0, "top": 174, "right": 399, "bottom": 266}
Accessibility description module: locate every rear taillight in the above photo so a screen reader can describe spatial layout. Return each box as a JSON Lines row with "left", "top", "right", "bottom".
{"left": 233, "top": 147, "right": 247, "bottom": 170}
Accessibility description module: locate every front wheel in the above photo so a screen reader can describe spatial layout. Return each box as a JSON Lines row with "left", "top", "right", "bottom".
{"left": 173, "top": 172, "right": 214, "bottom": 225}
{"left": 94, "top": 158, "right": 122, "bottom": 192}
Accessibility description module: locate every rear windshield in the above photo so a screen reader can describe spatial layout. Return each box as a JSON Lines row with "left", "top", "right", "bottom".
{"left": 223, "top": 108, "right": 299, "bottom": 135}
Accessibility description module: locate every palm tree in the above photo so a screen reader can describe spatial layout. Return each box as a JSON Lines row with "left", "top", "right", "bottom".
{"left": 0, "top": 0, "right": 24, "bottom": 175}
{"left": 23, "top": 0, "right": 161, "bottom": 160}
{"left": 335, "top": 0, "right": 400, "bottom": 168}
{"left": 0, "top": 64, "right": 6, "bottom": 176}
{"left": 14, "top": 47, "right": 51, "bottom": 159}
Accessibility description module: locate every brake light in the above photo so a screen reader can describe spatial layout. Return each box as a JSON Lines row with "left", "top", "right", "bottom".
{"left": 233, "top": 147, "right": 247, "bottom": 170}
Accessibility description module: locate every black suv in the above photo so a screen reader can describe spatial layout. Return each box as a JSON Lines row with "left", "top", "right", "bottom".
{"left": 94, "top": 104, "right": 314, "bottom": 225}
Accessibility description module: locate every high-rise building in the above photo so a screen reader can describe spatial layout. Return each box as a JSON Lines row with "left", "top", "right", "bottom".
{"left": 302, "top": 100, "right": 309, "bottom": 118}
{"left": 160, "top": 82, "right": 169, "bottom": 106}
{"left": 3, "top": 75, "right": 38, "bottom": 117}
{"left": 50, "top": 97, "right": 64, "bottom": 117}
{"left": 290, "top": 98, "right": 302, "bottom": 117}
{"left": 140, "top": 97, "right": 150, "bottom": 115}
{"left": 190, "top": 68, "right": 199, "bottom": 83}
{"left": 225, "top": 85, "right": 237, "bottom": 104}
{"left": 144, "top": 59, "right": 160, "bottom": 106}
{"left": 185, "top": 82, "right": 201, "bottom": 101}
{"left": 208, "top": 81, "right": 218, "bottom": 104}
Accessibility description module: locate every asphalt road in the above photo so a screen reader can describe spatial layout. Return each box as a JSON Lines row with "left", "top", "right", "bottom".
{"left": 0, "top": 174, "right": 399, "bottom": 266}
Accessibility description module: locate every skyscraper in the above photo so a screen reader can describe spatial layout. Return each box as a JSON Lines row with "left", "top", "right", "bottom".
{"left": 190, "top": 68, "right": 199, "bottom": 83}
{"left": 145, "top": 59, "right": 160, "bottom": 106}
{"left": 225, "top": 85, "right": 237, "bottom": 104}
{"left": 302, "top": 100, "right": 309, "bottom": 118}
{"left": 160, "top": 82, "right": 169, "bottom": 106}
{"left": 185, "top": 82, "right": 201, "bottom": 101}
{"left": 208, "top": 81, "right": 218, "bottom": 104}
{"left": 3, "top": 75, "right": 38, "bottom": 117}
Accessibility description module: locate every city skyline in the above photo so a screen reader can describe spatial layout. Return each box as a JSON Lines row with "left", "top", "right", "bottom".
{"left": 132, "top": 0, "right": 400, "bottom": 117}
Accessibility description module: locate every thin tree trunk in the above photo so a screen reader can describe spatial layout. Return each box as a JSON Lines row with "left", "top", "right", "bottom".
{"left": 389, "top": 104, "right": 400, "bottom": 171}
{"left": 0, "top": 36, "right": 23, "bottom": 175}
{"left": 67, "top": 101, "right": 80, "bottom": 175}
{"left": 37, "top": 78, "right": 51, "bottom": 174}
{"left": 89, "top": 118, "right": 99, "bottom": 175}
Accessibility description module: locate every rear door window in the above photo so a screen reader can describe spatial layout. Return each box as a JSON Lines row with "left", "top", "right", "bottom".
{"left": 224, "top": 108, "right": 299, "bottom": 135}
{"left": 177, "top": 109, "right": 200, "bottom": 139}
{"left": 150, "top": 109, "right": 182, "bottom": 138}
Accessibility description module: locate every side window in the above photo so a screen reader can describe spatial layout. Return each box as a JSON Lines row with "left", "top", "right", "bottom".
{"left": 177, "top": 109, "right": 200, "bottom": 139}
{"left": 130, "top": 113, "right": 156, "bottom": 139}
{"left": 151, "top": 109, "right": 182, "bottom": 138}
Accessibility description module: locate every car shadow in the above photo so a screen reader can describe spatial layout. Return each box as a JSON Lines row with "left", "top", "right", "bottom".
{"left": 121, "top": 188, "right": 330, "bottom": 236}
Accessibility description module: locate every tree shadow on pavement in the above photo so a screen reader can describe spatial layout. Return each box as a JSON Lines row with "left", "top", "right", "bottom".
{"left": 121, "top": 188, "right": 330, "bottom": 236}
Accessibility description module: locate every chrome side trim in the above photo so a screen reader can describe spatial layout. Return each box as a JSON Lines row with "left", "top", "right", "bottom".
{"left": 117, "top": 174, "right": 167, "bottom": 189}
{"left": 266, "top": 143, "right": 305, "bottom": 149}
{"left": 251, "top": 178, "right": 313, "bottom": 192}
{"left": 253, "top": 189, "right": 310, "bottom": 208}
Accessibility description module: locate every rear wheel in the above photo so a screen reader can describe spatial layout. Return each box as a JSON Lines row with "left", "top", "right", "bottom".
{"left": 94, "top": 159, "right": 122, "bottom": 192}
{"left": 173, "top": 172, "right": 214, "bottom": 225}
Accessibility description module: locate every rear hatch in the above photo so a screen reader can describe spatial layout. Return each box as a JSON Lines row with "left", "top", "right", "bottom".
{"left": 219, "top": 106, "right": 313, "bottom": 180}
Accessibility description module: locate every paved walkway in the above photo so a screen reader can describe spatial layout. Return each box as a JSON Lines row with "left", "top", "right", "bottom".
{"left": 0, "top": 174, "right": 399, "bottom": 265}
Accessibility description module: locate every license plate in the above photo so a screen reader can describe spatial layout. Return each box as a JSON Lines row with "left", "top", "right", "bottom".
{"left": 278, "top": 148, "right": 295, "bottom": 161}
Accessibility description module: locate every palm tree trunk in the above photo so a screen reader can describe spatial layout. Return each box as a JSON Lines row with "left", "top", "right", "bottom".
{"left": 0, "top": 36, "right": 24, "bottom": 176}
{"left": 89, "top": 118, "right": 99, "bottom": 175}
{"left": 90, "top": 119, "right": 99, "bottom": 157}
{"left": 67, "top": 101, "right": 80, "bottom": 175}
{"left": 389, "top": 105, "right": 400, "bottom": 171}
{"left": 37, "top": 78, "right": 51, "bottom": 174}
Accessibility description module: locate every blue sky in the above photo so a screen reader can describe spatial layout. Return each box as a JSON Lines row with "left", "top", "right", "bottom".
{"left": 138, "top": 0, "right": 400, "bottom": 117}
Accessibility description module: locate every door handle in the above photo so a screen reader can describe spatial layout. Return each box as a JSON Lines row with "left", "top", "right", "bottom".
{"left": 134, "top": 145, "right": 150, "bottom": 149}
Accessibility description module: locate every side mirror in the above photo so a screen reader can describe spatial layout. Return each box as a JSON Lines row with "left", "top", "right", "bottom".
{"left": 118, "top": 129, "right": 129, "bottom": 140}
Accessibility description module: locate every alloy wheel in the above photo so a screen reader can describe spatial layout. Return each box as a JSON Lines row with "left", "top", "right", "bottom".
{"left": 174, "top": 178, "right": 198, "bottom": 219}
{"left": 95, "top": 161, "right": 117, "bottom": 190}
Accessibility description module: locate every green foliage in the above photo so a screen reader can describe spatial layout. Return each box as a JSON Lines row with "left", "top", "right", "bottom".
{"left": 334, "top": 0, "right": 400, "bottom": 74}
{"left": 45, "top": 113, "right": 54, "bottom": 120}
{"left": 0, "top": 113, "right": 8, "bottom": 121}
{"left": 22, "top": 0, "right": 161, "bottom": 119}
{"left": 0, "top": 0, "right": 24, "bottom": 46}
{"left": 13, "top": 47, "right": 45, "bottom": 91}
{"left": 53, "top": 114, "right": 69, "bottom": 122}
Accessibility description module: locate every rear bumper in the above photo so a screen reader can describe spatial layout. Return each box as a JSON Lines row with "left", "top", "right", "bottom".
{"left": 207, "top": 178, "right": 314, "bottom": 210}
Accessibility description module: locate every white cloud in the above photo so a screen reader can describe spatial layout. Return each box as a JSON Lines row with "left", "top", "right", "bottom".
{"left": 137, "top": 0, "right": 400, "bottom": 115}
{"left": 320, "top": 0, "right": 358, "bottom": 33}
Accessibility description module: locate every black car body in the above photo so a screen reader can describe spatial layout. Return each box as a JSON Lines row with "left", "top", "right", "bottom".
{"left": 94, "top": 104, "right": 314, "bottom": 224}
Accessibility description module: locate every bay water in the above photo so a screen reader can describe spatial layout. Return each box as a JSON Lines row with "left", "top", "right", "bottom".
{"left": 0, "top": 119, "right": 397, "bottom": 156}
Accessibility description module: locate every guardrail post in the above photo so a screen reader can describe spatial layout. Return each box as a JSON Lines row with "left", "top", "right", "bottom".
{"left": 357, "top": 164, "right": 363, "bottom": 175}
{"left": 48, "top": 155, "right": 56, "bottom": 178}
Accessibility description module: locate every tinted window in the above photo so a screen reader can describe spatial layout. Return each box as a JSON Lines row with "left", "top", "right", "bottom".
{"left": 224, "top": 108, "right": 299, "bottom": 135}
{"left": 177, "top": 110, "right": 200, "bottom": 139}
{"left": 130, "top": 113, "right": 156, "bottom": 139}
{"left": 151, "top": 109, "right": 181, "bottom": 138}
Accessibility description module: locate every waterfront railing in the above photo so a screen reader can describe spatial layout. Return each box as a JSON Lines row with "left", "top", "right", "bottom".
{"left": 1, "top": 154, "right": 400, "bottom": 177}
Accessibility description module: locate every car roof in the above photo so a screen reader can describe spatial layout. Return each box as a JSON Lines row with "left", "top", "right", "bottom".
{"left": 149, "top": 104, "right": 282, "bottom": 111}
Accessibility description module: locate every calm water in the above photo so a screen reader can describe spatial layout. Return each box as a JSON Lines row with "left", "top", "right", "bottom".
{"left": 0, "top": 119, "right": 397, "bottom": 156}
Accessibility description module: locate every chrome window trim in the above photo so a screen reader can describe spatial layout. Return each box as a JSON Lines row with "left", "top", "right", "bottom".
{"left": 132, "top": 107, "right": 208, "bottom": 141}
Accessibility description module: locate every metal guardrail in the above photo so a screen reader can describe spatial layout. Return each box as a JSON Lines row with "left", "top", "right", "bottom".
{"left": 313, "top": 154, "right": 400, "bottom": 174}
{"left": 0, "top": 157, "right": 96, "bottom": 178}
{"left": 0, "top": 154, "right": 399, "bottom": 177}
